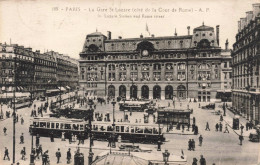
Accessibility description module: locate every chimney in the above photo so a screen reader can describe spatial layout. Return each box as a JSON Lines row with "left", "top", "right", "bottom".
{"left": 238, "top": 21, "right": 241, "bottom": 32}
{"left": 225, "top": 39, "right": 229, "bottom": 50}
{"left": 240, "top": 18, "right": 246, "bottom": 30}
{"left": 246, "top": 11, "right": 253, "bottom": 25}
{"left": 216, "top": 25, "right": 219, "bottom": 46}
{"left": 118, "top": 36, "right": 122, "bottom": 39}
{"left": 107, "top": 31, "right": 111, "bottom": 40}
{"left": 187, "top": 26, "right": 190, "bottom": 35}
{"left": 252, "top": 3, "right": 260, "bottom": 19}
{"left": 140, "top": 34, "right": 143, "bottom": 38}
{"left": 174, "top": 28, "right": 177, "bottom": 36}
{"left": 151, "top": 34, "right": 155, "bottom": 38}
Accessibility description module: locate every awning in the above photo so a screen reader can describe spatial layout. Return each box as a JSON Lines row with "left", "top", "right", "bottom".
{"left": 66, "top": 86, "right": 71, "bottom": 89}
{"left": 20, "top": 86, "right": 24, "bottom": 90}
{"left": 46, "top": 89, "right": 60, "bottom": 93}
{"left": 8, "top": 87, "right": 12, "bottom": 92}
{"left": 16, "top": 92, "right": 30, "bottom": 97}
{"left": 1, "top": 86, "right": 5, "bottom": 91}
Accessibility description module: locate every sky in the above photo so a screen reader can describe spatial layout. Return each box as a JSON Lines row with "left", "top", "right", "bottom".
{"left": 0, "top": 0, "right": 259, "bottom": 59}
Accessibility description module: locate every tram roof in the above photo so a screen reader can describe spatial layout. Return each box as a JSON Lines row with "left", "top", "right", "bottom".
{"left": 158, "top": 108, "right": 191, "bottom": 113}
{"left": 119, "top": 100, "right": 151, "bottom": 104}
{"left": 92, "top": 121, "right": 160, "bottom": 127}
{"left": 31, "top": 117, "right": 86, "bottom": 123}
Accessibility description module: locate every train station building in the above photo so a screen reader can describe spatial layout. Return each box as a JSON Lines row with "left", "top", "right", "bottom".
{"left": 79, "top": 23, "right": 231, "bottom": 102}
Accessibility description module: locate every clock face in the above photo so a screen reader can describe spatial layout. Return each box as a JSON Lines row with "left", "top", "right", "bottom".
{"left": 142, "top": 50, "right": 149, "bottom": 56}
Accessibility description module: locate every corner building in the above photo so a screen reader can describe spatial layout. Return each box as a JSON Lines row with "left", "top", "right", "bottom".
{"left": 232, "top": 3, "right": 260, "bottom": 125}
{"left": 79, "top": 24, "right": 231, "bottom": 102}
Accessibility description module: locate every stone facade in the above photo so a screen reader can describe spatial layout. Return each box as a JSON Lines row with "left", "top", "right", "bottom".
{"left": 79, "top": 23, "right": 231, "bottom": 102}
{"left": 232, "top": 3, "right": 260, "bottom": 125}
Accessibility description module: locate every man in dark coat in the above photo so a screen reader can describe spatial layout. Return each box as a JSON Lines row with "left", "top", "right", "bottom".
{"left": 4, "top": 147, "right": 10, "bottom": 160}
{"left": 56, "top": 148, "right": 61, "bottom": 163}
{"left": 199, "top": 155, "right": 206, "bottom": 165}
{"left": 192, "top": 157, "right": 198, "bottom": 165}
{"left": 67, "top": 148, "right": 71, "bottom": 164}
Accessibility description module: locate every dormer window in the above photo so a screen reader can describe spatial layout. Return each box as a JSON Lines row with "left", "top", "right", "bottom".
{"left": 195, "top": 34, "right": 199, "bottom": 37}
{"left": 202, "top": 34, "right": 205, "bottom": 37}
{"left": 93, "top": 39, "right": 96, "bottom": 42}
{"left": 209, "top": 33, "right": 212, "bottom": 36}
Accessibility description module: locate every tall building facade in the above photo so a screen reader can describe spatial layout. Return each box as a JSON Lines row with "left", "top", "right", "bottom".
{"left": 79, "top": 23, "right": 232, "bottom": 102}
{"left": 232, "top": 3, "right": 260, "bottom": 125}
{"left": 0, "top": 43, "right": 79, "bottom": 98}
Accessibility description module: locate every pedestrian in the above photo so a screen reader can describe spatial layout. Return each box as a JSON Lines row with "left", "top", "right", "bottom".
{"left": 199, "top": 135, "right": 203, "bottom": 146}
{"left": 191, "top": 139, "right": 195, "bottom": 151}
{"left": 16, "top": 114, "right": 19, "bottom": 122}
{"left": 42, "top": 150, "right": 49, "bottom": 165}
{"left": 220, "top": 115, "right": 223, "bottom": 121}
{"left": 21, "top": 117, "right": 24, "bottom": 125}
{"left": 108, "top": 135, "right": 112, "bottom": 147}
{"left": 187, "top": 123, "right": 190, "bottom": 131}
{"left": 199, "top": 103, "right": 200, "bottom": 108}
{"left": 56, "top": 148, "right": 61, "bottom": 163}
{"left": 239, "top": 135, "right": 244, "bottom": 145}
{"left": 3, "top": 127, "right": 7, "bottom": 135}
{"left": 20, "top": 133, "right": 24, "bottom": 144}
{"left": 67, "top": 148, "right": 71, "bottom": 164}
{"left": 39, "top": 145, "right": 43, "bottom": 156}
{"left": 182, "top": 124, "right": 185, "bottom": 133}
{"left": 192, "top": 157, "right": 198, "bottom": 165}
{"left": 246, "top": 121, "right": 249, "bottom": 131}
{"left": 32, "top": 148, "right": 36, "bottom": 156}
{"left": 61, "top": 132, "right": 65, "bottom": 141}
{"left": 224, "top": 124, "right": 229, "bottom": 133}
{"left": 240, "top": 124, "right": 244, "bottom": 135}
{"left": 219, "top": 122, "right": 223, "bottom": 132}
{"left": 199, "top": 155, "right": 206, "bottom": 165}
{"left": 188, "top": 139, "right": 191, "bottom": 150}
{"left": 192, "top": 123, "right": 195, "bottom": 132}
{"left": 36, "top": 134, "right": 40, "bottom": 147}
{"left": 50, "top": 131, "right": 54, "bottom": 142}
{"left": 205, "top": 122, "right": 210, "bottom": 131}
{"left": 3, "top": 147, "right": 10, "bottom": 160}
{"left": 215, "top": 123, "right": 219, "bottom": 131}
{"left": 36, "top": 146, "right": 40, "bottom": 159}
{"left": 20, "top": 147, "right": 26, "bottom": 160}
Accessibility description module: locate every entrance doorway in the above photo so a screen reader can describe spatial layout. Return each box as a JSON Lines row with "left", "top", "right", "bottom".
{"left": 165, "top": 85, "right": 173, "bottom": 100}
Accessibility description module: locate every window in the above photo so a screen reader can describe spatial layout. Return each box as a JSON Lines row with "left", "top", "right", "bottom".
{"left": 153, "top": 64, "right": 161, "bottom": 70}
{"left": 224, "top": 62, "right": 227, "bottom": 68}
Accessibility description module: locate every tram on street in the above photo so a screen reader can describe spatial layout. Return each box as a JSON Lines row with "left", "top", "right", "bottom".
{"left": 118, "top": 100, "right": 152, "bottom": 112}
{"left": 50, "top": 107, "right": 93, "bottom": 120}
{"left": 29, "top": 117, "right": 89, "bottom": 138}
{"left": 15, "top": 97, "right": 32, "bottom": 109}
{"left": 91, "top": 121, "right": 165, "bottom": 144}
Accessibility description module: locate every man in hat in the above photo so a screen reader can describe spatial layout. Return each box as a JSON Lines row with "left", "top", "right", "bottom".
{"left": 199, "top": 135, "right": 203, "bottom": 146}
{"left": 67, "top": 148, "right": 71, "bottom": 164}
{"left": 199, "top": 155, "right": 206, "bottom": 165}
{"left": 56, "top": 148, "right": 61, "bottom": 163}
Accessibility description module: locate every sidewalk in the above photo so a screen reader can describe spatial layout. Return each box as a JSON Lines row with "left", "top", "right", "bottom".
{"left": 216, "top": 105, "right": 255, "bottom": 137}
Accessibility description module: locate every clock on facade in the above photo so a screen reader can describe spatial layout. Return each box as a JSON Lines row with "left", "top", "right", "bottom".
{"left": 142, "top": 50, "right": 149, "bottom": 56}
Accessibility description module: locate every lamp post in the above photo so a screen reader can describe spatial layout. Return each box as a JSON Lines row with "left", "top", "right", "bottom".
{"left": 88, "top": 101, "right": 94, "bottom": 165}
{"left": 111, "top": 99, "right": 116, "bottom": 148}
{"left": 0, "top": 95, "right": 3, "bottom": 119}
{"left": 59, "top": 81, "right": 62, "bottom": 108}
{"left": 30, "top": 125, "right": 35, "bottom": 165}
{"left": 12, "top": 55, "right": 18, "bottom": 164}
{"left": 157, "top": 117, "right": 162, "bottom": 151}
{"left": 166, "top": 112, "right": 169, "bottom": 132}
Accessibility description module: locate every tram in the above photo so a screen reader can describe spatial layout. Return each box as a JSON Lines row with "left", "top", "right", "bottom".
{"left": 29, "top": 117, "right": 165, "bottom": 144}
{"left": 29, "top": 117, "right": 89, "bottom": 138}
{"left": 92, "top": 121, "right": 165, "bottom": 144}
{"left": 15, "top": 97, "right": 32, "bottom": 109}
{"left": 119, "top": 100, "right": 151, "bottom": 112}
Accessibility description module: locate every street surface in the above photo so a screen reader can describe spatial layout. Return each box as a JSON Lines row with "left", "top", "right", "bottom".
{"left": 0, "top": 95, "right": 259, "bottom": 165}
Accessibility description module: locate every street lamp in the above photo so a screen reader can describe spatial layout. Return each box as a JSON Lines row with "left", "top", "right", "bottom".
{"left": 166, "top": 112, "right": 169, "bottom": 133}
{"left": 111, "top": 99, "right": 116, "bottom": 148}
{"left": 29, "top": 125, "right": 35, "bottom": 165}
{"left": 88, "top": 101, "right": 94, "bottom": 165}
{"left": 157, "top": 117, "right": 162, "bottom": 151}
